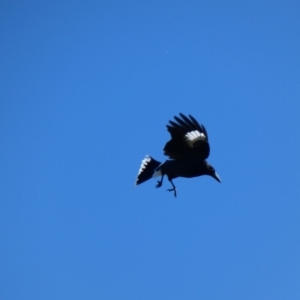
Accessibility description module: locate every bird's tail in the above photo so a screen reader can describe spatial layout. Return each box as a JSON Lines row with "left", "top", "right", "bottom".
{"left": 135, "top": 155, "right": 162, "bottom": 185}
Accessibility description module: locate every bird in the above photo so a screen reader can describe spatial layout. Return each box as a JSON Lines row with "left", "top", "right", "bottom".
{"left": 135, "top": 113, "right": 221, "bottom": 197}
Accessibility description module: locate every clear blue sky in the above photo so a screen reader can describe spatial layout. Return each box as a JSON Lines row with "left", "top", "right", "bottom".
{"left": 1, "top": 1, "right": 300, "bottom": 299}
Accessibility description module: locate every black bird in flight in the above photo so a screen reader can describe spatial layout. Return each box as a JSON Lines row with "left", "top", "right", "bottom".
{"left": 135, "top": 113, "right": 221, "bottom": 197}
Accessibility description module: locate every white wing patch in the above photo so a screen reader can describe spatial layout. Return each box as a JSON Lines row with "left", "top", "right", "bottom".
{"left": 185, "top": 130, "right": 206, "bottom": 147}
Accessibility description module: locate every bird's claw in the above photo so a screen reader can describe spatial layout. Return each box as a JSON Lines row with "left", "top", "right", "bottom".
{"left": 167, "top": 188, "right": 177, "bottom": 198}
{"left": 156, "top": 180, "right": 162, "bottom": 188}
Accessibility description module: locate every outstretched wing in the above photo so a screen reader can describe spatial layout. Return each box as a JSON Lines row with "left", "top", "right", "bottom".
{"left": 163, "top": 113, "right": 210, "bottom": 160}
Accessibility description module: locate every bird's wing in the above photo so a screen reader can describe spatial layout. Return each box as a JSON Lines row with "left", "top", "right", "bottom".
{"left": 163, "top": 113, "right": 210, "bottom": 160}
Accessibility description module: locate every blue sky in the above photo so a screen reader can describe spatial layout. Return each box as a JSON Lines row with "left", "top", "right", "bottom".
{"left": 1, "top": 1, "right": 300, "bottom": 299}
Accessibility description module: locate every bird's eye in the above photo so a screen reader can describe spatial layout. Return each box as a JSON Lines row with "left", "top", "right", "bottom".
{"left": 211, "top": 167, "right": 215, "bottom": 173}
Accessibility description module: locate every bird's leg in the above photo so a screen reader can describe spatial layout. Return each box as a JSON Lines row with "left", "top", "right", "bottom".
{"left": 156, "top": 175, "right": 164, "bottom": 188}
{"left": 167, "top": 178, "right": 177, "bottom": 198}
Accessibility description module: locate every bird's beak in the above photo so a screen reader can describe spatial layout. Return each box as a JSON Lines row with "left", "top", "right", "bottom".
{"left": 213, "top": 172, "right": 221, "bottom": 183}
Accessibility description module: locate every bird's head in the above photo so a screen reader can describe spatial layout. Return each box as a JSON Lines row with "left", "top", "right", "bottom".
{"left": 205, "top": 161, "right": 221, "bottom": 183}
